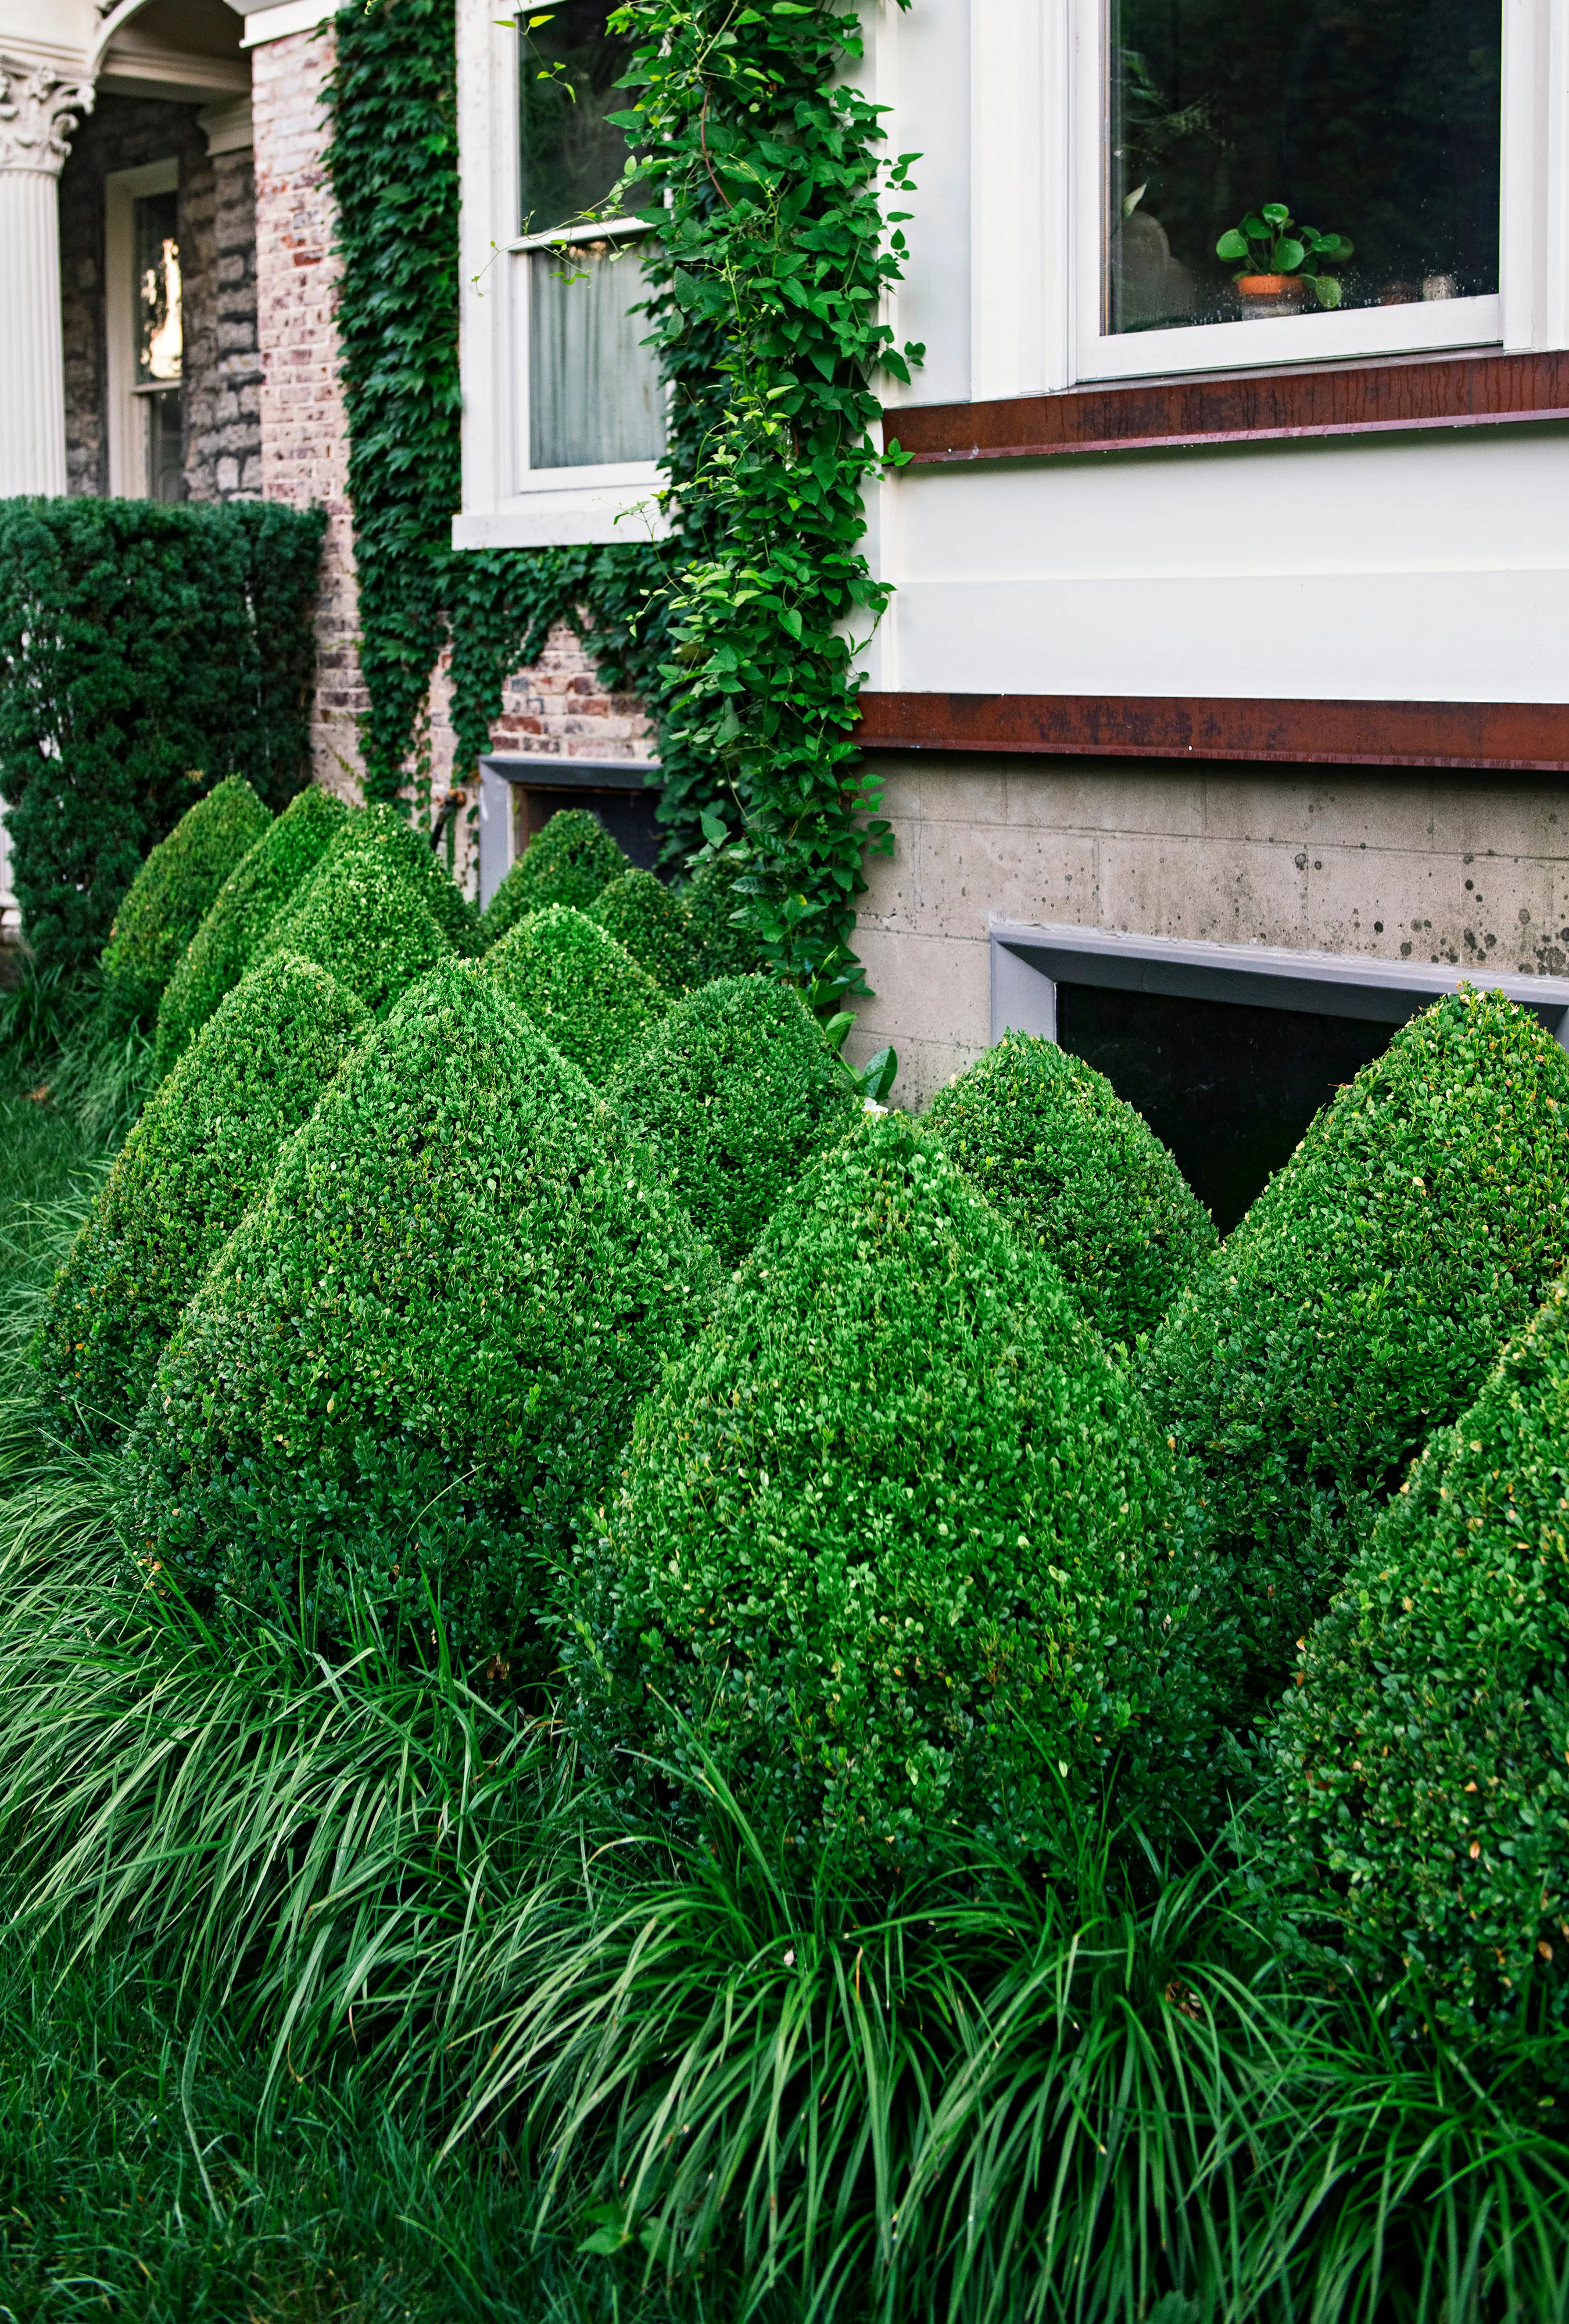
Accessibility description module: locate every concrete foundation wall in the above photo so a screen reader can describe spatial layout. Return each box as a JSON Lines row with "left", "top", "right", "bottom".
{"left": 846, "top": 755, "right": 1569, "bottom": 1108}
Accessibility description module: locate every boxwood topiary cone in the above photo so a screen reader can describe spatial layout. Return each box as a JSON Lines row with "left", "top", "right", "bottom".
{"left": 98, "top": 776, "right": 272, "bottom": 1033}
{"left": 564, "top": 1110, "right": 1234, "bottom": 1885}
{"left": 35, "top": 952, "right": 368, "bottom": 1448}
{"left": 482, "top": 903, "right": 666, "bottom": 1078}
{"left": 1140, "top": 985, "right": 1569, "bottom": 1689}
{"left": 926, "top": 1031, "right": 1215, "bottom": 1347}
{"left": 153, "top": 786, "right": 350, "bottom": 1081}
{"left": 682, "top": 852, "right": 768, "bottom": 981}
{"left": 257, "top": 820, "right": 450, "bottom": 1017}
{"left": 609, "top": 972, "right": 860, "bottom": 1267}
{"left": 342, "top": 800, "right": 481, "bottom": 956}
{"left": 590, "top": 869, "right": 701, "bottom": 993}
{"left": 481, "top": 809, "right": 628, "bottom": 945}
{"left": 123, "top": 960, "right": 717, "bottom": 1669}
{"left": 1260, "top": 1276, "right": 1569, "bottom": 2072}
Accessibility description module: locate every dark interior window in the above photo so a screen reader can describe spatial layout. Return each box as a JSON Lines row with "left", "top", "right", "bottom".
{"left": 1055, "top": 981, "right": 1395, "bottom": 1232}
{"left": 1106, "top": 0, "right": 1502, "bottom": 333}
{"left": 518, "top": 0, "right": 641, "bottom": 235}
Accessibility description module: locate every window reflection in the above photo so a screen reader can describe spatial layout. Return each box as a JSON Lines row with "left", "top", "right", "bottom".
{"left": 134, "top": 189, "right": 182, "bottom": 382}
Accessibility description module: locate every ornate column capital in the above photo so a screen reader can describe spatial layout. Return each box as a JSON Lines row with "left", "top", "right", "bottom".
{"left": 0, "top": 55, "right": 94, "bottom": 177}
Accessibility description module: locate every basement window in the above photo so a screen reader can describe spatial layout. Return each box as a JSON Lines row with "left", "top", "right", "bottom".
{"left": 990, "top": 923, "right": 1569, "bottom": 1233}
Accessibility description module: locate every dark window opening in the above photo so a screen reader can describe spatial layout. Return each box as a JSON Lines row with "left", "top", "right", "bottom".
{"left": 1055, "top": 980, "right": 1395, "bottom": 1233}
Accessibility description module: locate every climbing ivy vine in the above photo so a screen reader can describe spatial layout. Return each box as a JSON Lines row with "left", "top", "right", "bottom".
{"left": 327, "top": 0, "right": 918, "bottom": 999}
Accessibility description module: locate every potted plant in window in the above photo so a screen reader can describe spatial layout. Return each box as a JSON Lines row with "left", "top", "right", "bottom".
{"left": 1216, "top": 205, "right": 1352, "bottom": 315}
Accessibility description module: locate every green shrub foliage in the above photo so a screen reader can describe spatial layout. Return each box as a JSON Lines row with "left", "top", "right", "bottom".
{"left": 124, "top": 961, "right": 716, "bottom": 1666}
{"left": 153, "top": 787, "right": 350, "bottom": 1081}
{"left": 338, "top": 800, "right": 479, "bottom": 955}
{"left": 482, "top": 905, "right": 666, "bottom": 1078}
{"left": 1263, "top": 1278, "right": 1569, "bottom": 2061}
{"left": 34, "top": 954, "right": 368, "bottom": 1447}
{"left": 926, "top": 1032, "right": 1216, "bottom": 1346}
{"left": 98, "top": 778, "right": 271, "bottom": 1034}
{"left": 481, "top": 810, "right": 629, "bottom": 945}
{"left": 258, "top": 820, "right": 451, "bottom": 1017}
{"left": 682, "top": 853, "right": 769, "bottom": 981}
{"left": 565, "top": 1111, "right": 1229, "bottom": 1882}
{"left": 0, "top": 497, "right": 324, "bottom": 980}
{"left": 1140, "top": 987, "right": 1569, "bottom": 1683}
{"left": 610, "top": 973, "right": 859, "bottom": 1267}
{"left": 590, "top": 870, "right": 701, "bottom": 993}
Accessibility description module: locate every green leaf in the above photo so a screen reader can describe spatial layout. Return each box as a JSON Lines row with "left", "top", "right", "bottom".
{"left": 1261, "top": 202, "right": 1290, "bottom": 224}
{"left": 779, "top": 608, "right": 804, "bottom": 640}
{"left": 1310, "top": 275, "right": 1343, "bottom": 308}
{"left": 1272, "top": 238, "right": 1305, "bottom": 273}
{"left": 1215, "top": 229, "right": 1249, "bottom": 261}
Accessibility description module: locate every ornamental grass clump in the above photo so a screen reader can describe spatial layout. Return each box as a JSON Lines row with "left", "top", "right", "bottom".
{"left": 257, "top": 823, "right": 450, "bottom": 1017}
{"left": 482, "top": 904, "right": 666, "bottom": 1078}
{"left": 1261, "top": 1278, "right": 1569, "bottom": 2071}
{"left": 609, "top": 972, "right": 859, "bottom": 1267}
{"left": 590, "top": 869, "right": 700, "bottom": 992}
{"left": 926, "top": 1031, "right": 1215, "bottom": 1346}
{"left": 481, "top": 810, "right": 627, "bottom": 945}
{"left": 153, "top": 786, "right": 349, "bottom": 1080}
{"left": 124, "top": 960, "right": 715, "bottom": 1668}
{"left": 565, "top": 1110, "right": 1231, "bottom": 1885}
{"left": 1140, "top": 985, "right": 1569, "bottom": 1686}
{"left": 98, "top": 777, "right": 271, "bottom": 1033}
{"left": 33, "top": 954, "right": 368, "bottom": 1449}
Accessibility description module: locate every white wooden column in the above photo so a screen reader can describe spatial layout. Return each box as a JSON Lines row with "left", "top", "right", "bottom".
{"left": 0, "top": 55, "right": 92, "bottom": 496}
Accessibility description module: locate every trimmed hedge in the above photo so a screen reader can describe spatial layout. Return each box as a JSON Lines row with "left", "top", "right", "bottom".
{"left": 683, "top": 852, "right": 769, "bottom": 981}
{"left": 153, "top": 786, "right": 350, "bottom": 1081}
{"left": 98, "top": 777, "right": 271, "bottom": 1034}
{"left": 123, "top": 960, "right": 717, "bottom": 1667}
{"left": 926, "top": 1031, "right": 1216, "bottom": 1347}
{"left": 482, "top": 905, "right": 667, "bottom": 1078}
{"left": 481, "top": 809, "right": 628, "bottom": 944}
{"left": 1262, "top": 1278, "right": 1569, "bottom": 2063}
{"left": 0, "top": 497, "right": 324, "bottom": 981}
{"left": 339, "top": 799, "right": 479, "bottom": 956}
{"left": 258, "top": 820, "right": 450, "bottom": 1017}
{"left": 34, "top": 953, "right": 368, "bottom": 1447}
{"left": 565, "top": 1110, "right": 1231, "bottom": 1882}
{"left": 1140, "top": 987, "right": 1569, "bottom": 1685}
{"left": 608, "top": 973, "right": 859, "bottom": 1266}
{"left": 590, "top": 869, "right": 701, "bottom": 993}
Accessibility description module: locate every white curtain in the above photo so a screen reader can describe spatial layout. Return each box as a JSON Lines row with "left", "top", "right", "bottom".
{"left": 530, "top": 241, "right": 664, "bottom": 470}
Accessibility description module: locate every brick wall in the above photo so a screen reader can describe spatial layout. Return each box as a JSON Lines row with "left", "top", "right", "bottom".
{"left": 252, "top": 24, "right": 365, "bottom": 797}
{"left": 182, "top": 147, "right": 263, "bottom": 500}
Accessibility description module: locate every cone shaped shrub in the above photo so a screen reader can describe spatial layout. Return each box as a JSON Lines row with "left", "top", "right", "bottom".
{"left": 98, "top": 776, "right": 271, "bottom": 1032}
{"left": 1140, "top": 986, "right": 1569, "bottom": 1685}
{"left": 340, "top": 800, "right": 479, "bottom": 955}
{"left": 124, "top": 961, "right": 716, "bottom": 1667}
{"left": 609, "top": 973, "right": 860, "bottom": 1267}
{"left": 590, "top": 869, "right": 700, "bottom": 993}
{"left": 153, "top": 787, "right": 349, "bottom": 1080}
{"left": 564, "top": 1111, "right": 1231, "bottom": 1883}
{"left": 35, "top": 953, "right": 367, "bottom": 1447}
{"left": 257, "top": 824, "right": 450, "bottom": 1017}
{"left": 926, "top": 1031, "right": 1216, "bottom": 1347}
{"left": 482, "top": 904, "right": 666, "bottom": 1078}
{"left": 683, "top": 852, "right": 768, "bottom": 981}
{"left": 1261, "top": 1278, "right": 1569, "bottom": 2066}
{"left": 481, "top": 809, "right": 628, "bottom": 944}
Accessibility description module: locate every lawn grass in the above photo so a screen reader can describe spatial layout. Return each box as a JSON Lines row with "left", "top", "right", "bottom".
{"left": 5, "top": 1067, "right": 1569, "bottom": 2319}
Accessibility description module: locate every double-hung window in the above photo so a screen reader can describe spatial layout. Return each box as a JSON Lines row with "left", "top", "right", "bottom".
{"left": 455, "top": 0, "right": 668, "bottom": 547}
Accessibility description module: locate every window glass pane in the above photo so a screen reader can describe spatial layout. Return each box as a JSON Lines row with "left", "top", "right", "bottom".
{"left": 134, "top": 190, "right": 182, "bottom": 382}
{"left": 147, "top": 388, "right": 184, "bottom": 503}
{"left": 529, "top": 241, "right": 663, "bottom": 468}
{"left": 519, "top": 0, "right": 641, "bottom": 235}
{"left": 1105, "top": 0, "right": 1501, "bottom": 335}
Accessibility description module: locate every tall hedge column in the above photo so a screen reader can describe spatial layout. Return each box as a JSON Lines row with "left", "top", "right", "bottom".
{"left": 0, "top": 55, "right": 92, "bottom": 496}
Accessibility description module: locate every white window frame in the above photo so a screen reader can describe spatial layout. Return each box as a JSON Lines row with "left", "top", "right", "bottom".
{"left": 454, "top": 0, "right": 669, "bottom": 550}
{"left": 968, "top": 0, "right": 1569, "bottom": 400}
{"left": 105, "top": 158, "right": 181, "bottom": 499}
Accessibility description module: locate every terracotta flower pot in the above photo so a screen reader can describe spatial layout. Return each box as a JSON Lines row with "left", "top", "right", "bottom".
{"left": 1236, "top": 272, "right": 1305, "bottom": 316}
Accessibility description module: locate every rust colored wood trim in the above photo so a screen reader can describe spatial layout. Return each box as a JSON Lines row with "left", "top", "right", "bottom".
{"left": 853, "top": 692, "right": 1569, "bottom": 773}
{"left": 887, "top": 349, "right": 1569, "bottom": 465}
